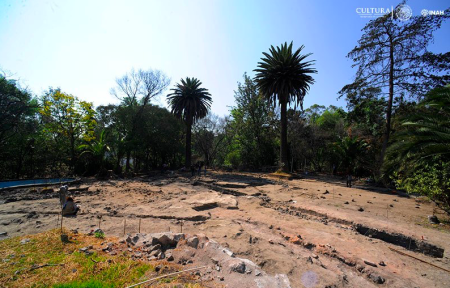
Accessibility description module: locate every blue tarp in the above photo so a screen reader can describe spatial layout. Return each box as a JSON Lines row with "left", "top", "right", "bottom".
{"left": 0, "top": 178, "right": 76, "bottom": 189}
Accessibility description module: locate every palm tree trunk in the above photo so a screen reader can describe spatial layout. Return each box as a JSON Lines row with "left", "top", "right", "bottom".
{"left": 280, "top": 101, "right": 288, "bottom": 172}
{"left": 185, "top": 122, "right": 192, "bottom": 168}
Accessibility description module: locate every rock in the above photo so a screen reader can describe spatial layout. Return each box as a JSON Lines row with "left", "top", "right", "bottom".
{"left": 303, "top": 242, "right": 316, "bottom": 250}
{"left": 344, "top": 201, "right": 349, "bottom": 204}
{"left": 364, "top": 260, "right": 377, "bottom": 267}
{"left": 379, "top": 261, "right": 386, "bottom": 266}
{"left": 187, "top": 236, "right": 199, "bottom": 249}
{"left": 147, "top": 244, "right": 161, "bottom": 252}
{"left": 126, "top": 232, "right": 184, "bottom": 248}
{"left": 27, "top": 212, "right": 38, "bottom": 219}
{"left": 20, "top": 238, "right": 30, "bottom": 245}
{"left": 151, "top": 232, "right": 185, "bottom": 247}
{"left": 0, "top": 232, "right": 7, "bottom": 237}
{"left": 222, "top": 248, "right": 235, "bottom": 257}
{"left": 358, "top": 207, "right": 364, "bottom": 212}
{"left": 428, "top": 215, "right": 440, "bottom": 224}
{"left": 94, "top": 228, "right": 104, "bottom": 234}
{"left": 369, "top": 273, "right": 386, "bottom": 284}
{"left": 79, "top": 247, "right": 89, "bottom": 252}
{"left": 149, "top": 249, "right": 161, "bottom": 258}
{"left": 5, "top": 198, "right": 17, "bottom": 203}
{"left": 306, "top": 256, "right": 313, "bottom": 264}
{"left": 323, "top": 190, "right": 330, "bottom": 194}
{"left": 230, "top": 261, "right": 246, "bottom": 273}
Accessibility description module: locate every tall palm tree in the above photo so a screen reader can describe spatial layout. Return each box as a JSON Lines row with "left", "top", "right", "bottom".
{"left": 254, "top": 42, "right": 317, "bottom": 172}
{"left": 167, "top": 77, "right": 212, "bottom": 168}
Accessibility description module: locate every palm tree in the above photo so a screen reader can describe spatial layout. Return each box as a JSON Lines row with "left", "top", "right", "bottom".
{"left": 383, "top": 86, "right": 450, "bottom": 213}
{"left": 332, "top": 136, "right": 369, "bottom": 174}
{"left": 385, "top": 86, "right": 450, "bottom": 167}
{"left": 78, "top": 129, "right": 110, "bottom": 173}
{"left": 167, "top": 77, "right": 212, "bottom": 168}
{"left": 254, "top": 42, "right": 317, "bottom": 172}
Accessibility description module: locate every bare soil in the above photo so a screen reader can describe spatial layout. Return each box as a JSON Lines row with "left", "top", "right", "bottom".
{"left": 1, "top": 171, "right": 450, "bottom": 287}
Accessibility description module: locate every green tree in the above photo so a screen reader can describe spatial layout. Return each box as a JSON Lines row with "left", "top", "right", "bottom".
{"left": 78, "top": 129, "right": 110, "bottom": 175}
{"left": 111, "top": 68, "right": 170, "bottom": 173}
{"left": 167, "top": 77, "right": 212, "bottom": 168}
{"left": 40, "top": 89, "right": 97, "bottom": 171}
{"left": 254, "top": 42, "right": 317, "bottom": 172}
{"left": 0, "top": 75, "right": 39, "bottom": 178}
{"left": 384, "top": 86, "right": 450, "bottom": 213}
{"left": 340, "top": 3, "right": 450, "bottom": 171}
{"left": 224, "top": 74, "right": 278, "bottom": 169}
{"left": 193, "top": 114, "right": 226, "bottom": 167}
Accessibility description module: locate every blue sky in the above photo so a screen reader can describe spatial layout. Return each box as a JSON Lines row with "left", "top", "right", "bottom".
{"left": 1, "top": 0, "right": 449, "bottom": 116}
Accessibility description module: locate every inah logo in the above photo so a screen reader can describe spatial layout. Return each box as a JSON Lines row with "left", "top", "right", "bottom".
{"left": 421, "top": 9, "right": 445, "bottom": 16}
{"left": 395, "top": 4, "right": 412, "bottom": 21}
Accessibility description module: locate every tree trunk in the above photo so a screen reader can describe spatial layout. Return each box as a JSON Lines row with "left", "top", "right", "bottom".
{"left": 185, "top": 122, "right": 192, "bottom": 168}
{"left": 280, "top": 101, "right": 288, "bottom": 172}
{"left": 126, "top": 150, "right": 131, "bottom": 173}
{"left": 70, "top": 131, "right": 75, "bottom": 172}
{"left": 379, "top": 39, "right": 395, "bottom": 173}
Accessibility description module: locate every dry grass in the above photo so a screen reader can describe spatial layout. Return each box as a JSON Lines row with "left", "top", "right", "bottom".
{"left": 0, "top": 229, "right": 205, "bottom": 288}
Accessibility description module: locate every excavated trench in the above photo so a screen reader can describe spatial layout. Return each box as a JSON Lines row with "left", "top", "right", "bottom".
{"left": 261, "top": 200, "right": 445, "bottom": 258}
{"left": 354, "top": 224, "right": 444, "bottom": 258}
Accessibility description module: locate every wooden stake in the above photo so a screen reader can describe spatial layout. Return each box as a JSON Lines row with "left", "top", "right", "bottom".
{"left": 123, "top": 218, "right": 126, "bottom": 236}
{"left": 98, "top": 215, "right": 102, "bottom": 229}
{"left": 180, "top": 221, "right": 183, "bottom": 233}
{"left": 60, "top": 208, "right": 63, "bottom": 233}
{"left": 138, "top": 218, "right": 141, "bottom": 233}
{"left": 388, "top": 247, "right": 450, "bottom": 273}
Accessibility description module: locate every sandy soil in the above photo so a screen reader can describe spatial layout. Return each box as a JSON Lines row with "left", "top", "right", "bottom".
{"left": 1, "top": 171, "right": 450, "bottom": 287}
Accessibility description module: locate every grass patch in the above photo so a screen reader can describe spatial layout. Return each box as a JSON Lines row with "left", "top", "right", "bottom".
{"left": 0, "top": 229, "right": 203, "bottom": 288}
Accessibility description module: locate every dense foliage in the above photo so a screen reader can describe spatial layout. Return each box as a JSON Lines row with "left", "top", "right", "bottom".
{"left": 384, "top": 86, "right": 450, "bottom": 213}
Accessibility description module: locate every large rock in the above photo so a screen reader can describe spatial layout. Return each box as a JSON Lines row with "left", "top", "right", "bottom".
{"left": 201, "top": 239, "right": 291, "bottom": 287}
{"left": 186, "top": 192, "right": 238, "bottom": 210}
{"left": 126, "top": 232, "right": 185, "bottom": 248}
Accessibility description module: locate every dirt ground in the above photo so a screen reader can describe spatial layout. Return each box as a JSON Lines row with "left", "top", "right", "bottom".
{"left": 1, "top": 171, "right": 450, "bottom": 287}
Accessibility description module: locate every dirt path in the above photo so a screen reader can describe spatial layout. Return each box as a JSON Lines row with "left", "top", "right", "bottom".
{"left": 1, "top": 172, "right": 450, "bottom": 287}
